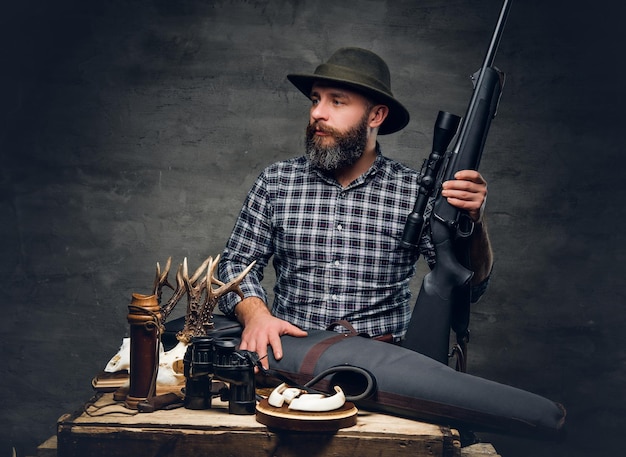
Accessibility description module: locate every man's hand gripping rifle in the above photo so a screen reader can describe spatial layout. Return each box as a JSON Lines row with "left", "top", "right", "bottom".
{"left": 400, "top": 0, "right": 512, "bottom": 368}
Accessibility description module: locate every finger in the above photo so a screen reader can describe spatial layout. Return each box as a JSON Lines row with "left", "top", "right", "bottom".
{"left": 444, "top": 195, "right": 485, "bottom": 222}
{"left": 453, "top": 170, "right": 486, "bottom": 184}
{"left": 248, "top": 339, "right": 269, "bottom": 370}
{"left": 238, "top": 336, "right": 266, "bottom": 371}
{"left": 442, "top": 189, "right": 486, "bottom": 211}
{"left": 443, "top": 189, "right": 484, "bottom": 208}
{"left": 268, "top": 333, "right": 284, "bottom": 361}
{"left": 287, "top": 324, "right": 309, "bottom": 338}
{"left": 442, "top": 179, "right": 482, "bottom": 194}
{"left": 238, "top": 333, "right": 251, "bottom": 351}
{"left": 239, "top": 330, "right": 263, "bottom": 356}
{"left": 258, "top": 354, "right": 269, "bottom": 371}
{"left": 445, "top": 196, "right": 479, "bottom": 209}
{"left": 441, "top": 188, "right": 477, "bottom": 201}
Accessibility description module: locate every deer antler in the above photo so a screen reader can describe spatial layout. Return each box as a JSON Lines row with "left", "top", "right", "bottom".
{"left": 156, "top": 256, "right": 212, "bottom": 321}
{"left": 153, "top": 257, "right": 173, "bottom": 302}
{"left": 147, "top": 254, "right": 257, "bottom": 342}
{"left": 177, "top": 255, "right": 256, "bottom": 343}
{"left": 207, "top": 255, "right": 256, "bottom": 303}
{"left": 177, "top": 257, "right": 210, "bottom": 343}
{"left": 159, "top": 263, "right": 185, "bottom": 320}
{"left": 152, "top": 256, "right": 186, "bottom": 321}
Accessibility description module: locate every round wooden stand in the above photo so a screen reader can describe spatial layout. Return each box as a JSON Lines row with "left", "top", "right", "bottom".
{"left": 255, "top": 398, "right": 358, "bottom": 432}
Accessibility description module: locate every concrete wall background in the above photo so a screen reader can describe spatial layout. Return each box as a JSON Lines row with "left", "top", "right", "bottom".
{"left": 1, "top": 0, "right": 624, "bottom": 455}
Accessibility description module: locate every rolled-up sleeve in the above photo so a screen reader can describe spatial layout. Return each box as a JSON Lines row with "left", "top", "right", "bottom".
{"left": 218, "top": 172, "right": 274, "bottom": 316}
{"left": 470, "top": 266, "right": 492, "bottom": 303}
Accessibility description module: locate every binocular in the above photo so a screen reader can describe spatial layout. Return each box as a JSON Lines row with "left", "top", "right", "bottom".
{"left": 183, "top": 335, "right": 258, "bottom": 415}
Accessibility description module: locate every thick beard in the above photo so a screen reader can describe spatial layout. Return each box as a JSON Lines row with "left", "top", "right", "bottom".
{"left": 305, "top": 114, "right": 369, "bottom": 172}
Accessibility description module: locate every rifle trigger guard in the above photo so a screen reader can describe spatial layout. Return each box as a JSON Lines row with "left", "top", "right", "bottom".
{"left": 456, "top": 213, "right": 474, "bottom": 239}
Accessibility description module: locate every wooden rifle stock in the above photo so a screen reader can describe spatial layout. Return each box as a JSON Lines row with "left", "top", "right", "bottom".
{"left": 402, "top": 0, "right": 512, "bottom": 365}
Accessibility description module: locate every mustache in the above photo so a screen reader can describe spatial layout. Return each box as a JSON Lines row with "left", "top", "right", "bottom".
{"left": 306, "top": 122, "right": 342, "bottom": 138}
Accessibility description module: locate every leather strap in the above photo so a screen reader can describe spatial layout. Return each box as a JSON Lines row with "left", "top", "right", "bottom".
{"left": 373, "top": 334, "right": 395, "bottom": 343}
{"left": 299, "top": 321, "right": 359, "bottom": 376}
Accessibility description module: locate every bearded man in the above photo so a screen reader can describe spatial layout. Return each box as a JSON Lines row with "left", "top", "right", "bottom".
{"left": 218, "top": 48, "right": 493, "bottom": 369}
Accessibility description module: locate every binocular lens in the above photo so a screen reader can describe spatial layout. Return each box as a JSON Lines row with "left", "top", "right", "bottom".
{"left": 183, "top": 335, "right": 256, "bottom": 414}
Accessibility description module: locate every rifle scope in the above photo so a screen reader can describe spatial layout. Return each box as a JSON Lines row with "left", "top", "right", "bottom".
{"left": 400, "top": 111, "right": 461, "bottom": 250}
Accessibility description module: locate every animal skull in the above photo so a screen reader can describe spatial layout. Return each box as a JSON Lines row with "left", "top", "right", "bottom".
{"left": 156, "top": 341, "right": 188, "bottom": 386}
{"left": 104, "top": 338, "right": 130, "bottom": 373}
{"left": 104, "top": 338, "right": 188, "bottom": 387}
{"left": 102, "top": 255, "right": 255, "bottom": 389}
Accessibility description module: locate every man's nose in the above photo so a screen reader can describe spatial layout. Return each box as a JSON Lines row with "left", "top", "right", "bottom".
{"left": 311, "top": 100, "right": 329, "bottom": 121}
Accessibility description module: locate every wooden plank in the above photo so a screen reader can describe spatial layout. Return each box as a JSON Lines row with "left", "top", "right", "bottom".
{"left": 63, "top": 393, "right": 451, "bottom": 437}
{"left": 56, "top": 393, "right": 462, "bottom": 457}
{"left": 34, "top": 435, "right": 57, "bottom": 457}
{"left": 44, "top": 434, "right": 502, "bottom": 457}
{"left": 461, "top": 443, "right": 501, "bottom": 457}
{"left": 58, "top": 426, "right": 456, "bottom": 457}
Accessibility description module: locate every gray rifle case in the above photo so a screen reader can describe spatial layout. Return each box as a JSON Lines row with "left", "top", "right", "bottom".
{"left": 164, "top": 316, "right": 566, "bottom": 438}
{"left": 265, "top": 326, "right": 566, "bottom": 439}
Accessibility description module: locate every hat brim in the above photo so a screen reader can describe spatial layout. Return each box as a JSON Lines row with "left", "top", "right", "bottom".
{"left": 287, "top": 73, "right": 410, "bottom": 135}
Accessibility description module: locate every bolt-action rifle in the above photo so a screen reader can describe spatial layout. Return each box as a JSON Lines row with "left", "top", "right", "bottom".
{"left": 400, "top": 0, "right": 512, "bottom": 368}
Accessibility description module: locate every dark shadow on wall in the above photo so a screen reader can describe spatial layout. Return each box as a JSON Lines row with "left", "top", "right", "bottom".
{"left": 1, "top": 1, "right": 624, "bottom": 456}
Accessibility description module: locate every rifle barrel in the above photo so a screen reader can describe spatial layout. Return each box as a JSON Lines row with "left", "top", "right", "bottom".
{"left": 483, "top": 0, "right": 513, "bottom": 69}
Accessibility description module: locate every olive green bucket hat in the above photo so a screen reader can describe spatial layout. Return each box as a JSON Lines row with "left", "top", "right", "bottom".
{"left": 287, "top": 47, "right": 410, "bottom": 135}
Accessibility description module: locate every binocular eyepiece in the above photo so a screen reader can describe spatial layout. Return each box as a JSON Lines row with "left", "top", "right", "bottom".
{"left": 183, "top": 335, "right": 258, "bottom": 415}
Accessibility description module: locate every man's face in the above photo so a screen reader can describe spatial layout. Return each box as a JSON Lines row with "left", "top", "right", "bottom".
{"left": 305, "top": 84, "right": 373, "bottom": 172}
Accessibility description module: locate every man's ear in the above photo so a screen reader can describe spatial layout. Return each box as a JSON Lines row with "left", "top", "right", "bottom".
{"left": 369, "top": 105, "right": 389, "bottom": 129}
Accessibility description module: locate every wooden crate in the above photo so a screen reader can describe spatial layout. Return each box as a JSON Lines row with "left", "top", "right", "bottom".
{"left": 56, "top": 393, "right": 470, "bottom": 457}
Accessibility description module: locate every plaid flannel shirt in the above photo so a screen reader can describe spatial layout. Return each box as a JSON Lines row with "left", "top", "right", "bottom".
{"left": 218, "top": 149, "right": 486, "bottom": 339}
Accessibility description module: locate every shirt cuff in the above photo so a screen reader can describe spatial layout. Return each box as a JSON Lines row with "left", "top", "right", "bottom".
{"left": 470, "top": 267, "right": 492, "bottom": 303}
{"left": 218, "top": 281, "right": 267, "bottom": 317}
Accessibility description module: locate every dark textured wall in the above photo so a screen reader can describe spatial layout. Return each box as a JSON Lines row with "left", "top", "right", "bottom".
{"left": 1, "top": 1, "right": 624, "bottom": 456}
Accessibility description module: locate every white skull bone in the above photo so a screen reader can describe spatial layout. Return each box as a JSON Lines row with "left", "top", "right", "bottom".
{"left": 103, "top": 338, "right": 188, "bottom": 386}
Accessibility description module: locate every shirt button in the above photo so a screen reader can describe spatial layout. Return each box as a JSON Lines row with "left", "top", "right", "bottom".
{"left": 332, "top": 294, "right": 338, "bottom": 300}
{"left": 334, "top": 260, "right": 340, "bottom": 266}
{"left": 337, "top": 224, "right": 343, "bottom": 231}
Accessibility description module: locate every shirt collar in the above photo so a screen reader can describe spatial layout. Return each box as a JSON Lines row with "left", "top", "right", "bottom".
{"left": 309, "top": 143, "right": 384, "bottom": 189}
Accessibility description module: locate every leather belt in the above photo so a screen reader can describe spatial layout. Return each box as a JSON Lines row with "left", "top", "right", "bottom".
{"left": 373, "top": 334, "right": 398, "bottom": 344}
